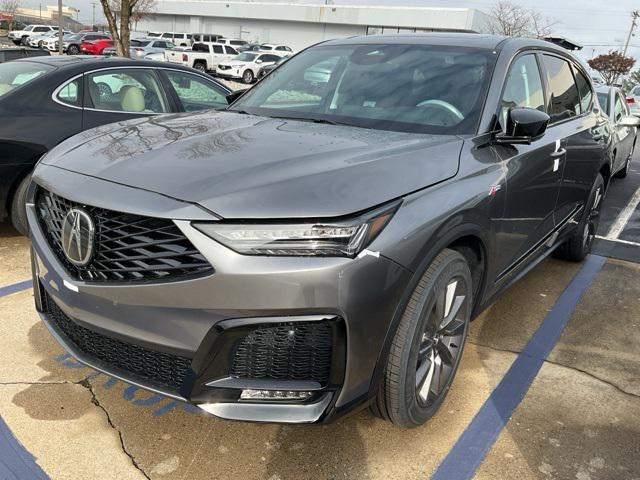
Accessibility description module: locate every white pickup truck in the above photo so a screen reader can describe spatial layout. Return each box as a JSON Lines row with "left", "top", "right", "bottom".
{"left": 165, "top": 42, "right": 239, "bottom": 73}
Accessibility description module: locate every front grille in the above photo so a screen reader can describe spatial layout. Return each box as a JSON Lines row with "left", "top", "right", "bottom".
{"left": 231, "top": 322, "right": 333, "bottom": 385}
{"left": 36, "top": 189, "right": 213, "bottom": 282}
{"left": 42, "top": 290, "right": 192, "bottom": 391}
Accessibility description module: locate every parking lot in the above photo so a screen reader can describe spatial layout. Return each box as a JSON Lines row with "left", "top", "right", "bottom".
{"left": 0, "top": 148, "right": 639, "bottom": 479}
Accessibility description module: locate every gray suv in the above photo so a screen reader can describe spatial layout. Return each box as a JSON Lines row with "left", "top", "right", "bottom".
{"left": 28, "top": 34, "right": 610, "bottom": 427}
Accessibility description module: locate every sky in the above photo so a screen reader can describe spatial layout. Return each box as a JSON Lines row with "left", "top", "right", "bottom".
{"left": 26, "top": 0, "right": 640, "bottom": 61}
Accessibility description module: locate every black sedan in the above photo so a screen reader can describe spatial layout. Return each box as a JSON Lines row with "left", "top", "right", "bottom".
{"left": 0, "top": 56, "right": 231, "bottom": 234}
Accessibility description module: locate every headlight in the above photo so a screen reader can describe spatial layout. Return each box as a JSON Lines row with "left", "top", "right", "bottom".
{"left": 193, "top": 203, "right": 398, "bottom": 257}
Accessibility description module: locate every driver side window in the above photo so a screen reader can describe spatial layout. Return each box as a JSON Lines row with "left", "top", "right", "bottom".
{"left": 500, "top": 54, "right": 545, "bottom": 130}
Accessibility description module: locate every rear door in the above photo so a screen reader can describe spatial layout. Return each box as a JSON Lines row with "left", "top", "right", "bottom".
{"left": 612, "top": 89, "right": 635, "bottom": 173}
{"left": 82, "top": 68, "right": 172, "bottom": 130}
{"left": 541, "top": 54, "right": 607, "bottom": 224}
{"left": 493, "top": 53, "right": 567, "bottom": 277}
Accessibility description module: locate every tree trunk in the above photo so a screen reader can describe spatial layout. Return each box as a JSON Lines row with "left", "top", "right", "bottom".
{"left": 119, "top": 3, "right": 131, "bottom": 58}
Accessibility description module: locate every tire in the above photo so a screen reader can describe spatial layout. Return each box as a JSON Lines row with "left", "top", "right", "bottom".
{"left": 67, "top": 44, "right": 79, "bottom": 55}
{"left": 554, "top": 173, "right": 604, "bottom": 262}
{"left": 372, "top": 248, "right": 473, "bottom": 428}
{"left": 242, "top": 69, "right": 254, "bottom": 84}
{"left": 20, "top": 35, "right": 28, "bottom": 46}
{"left": 10, "top": 174, "right": 32, "bottom": 237}
{"left": 193, "top": 61, "right": 207, "bottom": 73}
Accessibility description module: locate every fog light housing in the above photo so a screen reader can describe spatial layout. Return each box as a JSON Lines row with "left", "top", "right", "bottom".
{"left": 240, "top": 389, "right": 313, "bottom": 401}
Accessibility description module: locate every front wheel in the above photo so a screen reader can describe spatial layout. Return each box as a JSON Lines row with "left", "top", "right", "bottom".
{"left": 67, "top": 44, "right": 79, "bottom": 55}
{"left": 242, "top": 69, "right": 254, "bottom": 84}
{"left": 555, "top": 173, "right": 604, "bottom": 262}
{"left": 193, "top": 61, "right": 206, "bottom": 73}
{"left": 371, "top": 249, "right": 472, "bottom": 428}
{"left": 10, "top": 174, "right": 32, "bottom": 237}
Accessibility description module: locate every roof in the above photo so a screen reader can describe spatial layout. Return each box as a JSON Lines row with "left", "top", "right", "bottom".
{"left": 322, "top": 33, "right": 505, "bottom": 49}
{"left": 12, "top": 55, "right": 177, "bottom": 70}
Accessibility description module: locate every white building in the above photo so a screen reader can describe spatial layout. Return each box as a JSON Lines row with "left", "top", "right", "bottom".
{"left": 137, "top": 1, "right": 491, "bottom": 50}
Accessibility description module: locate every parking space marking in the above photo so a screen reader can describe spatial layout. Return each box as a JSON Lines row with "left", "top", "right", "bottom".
{"left": 605, "top": 186, "right": 640, "bottom": 240}
{"left": 595, "top": 235, "right": 640, "bottom": 247}
{"left": 430, "top": 254, "right": 606, "bottom": 480}
{"left": 0, "top": 415, "right": 49, "bottom": 480}
{"left": 0, "top": 280, "right": 32, "bottom": 298}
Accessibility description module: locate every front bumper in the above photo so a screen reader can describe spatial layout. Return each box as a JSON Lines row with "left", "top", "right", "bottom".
{"left": 28, "top": 170, "right": 412, "bottom": 423}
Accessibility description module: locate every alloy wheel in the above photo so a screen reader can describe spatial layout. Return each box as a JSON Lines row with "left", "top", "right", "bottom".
{"left": 415, "top": 277, "right": 468, "bottom": 407}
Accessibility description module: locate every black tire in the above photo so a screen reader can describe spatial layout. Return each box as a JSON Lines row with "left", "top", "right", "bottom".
{"left": 372, "top": 248, "right": 472, "bottom": 428}
{"left": 242, "top": 69, "right": 254, "bottom": 84}
{"left": 193, "top": 61, "right": 207, "bottom": 73}
{"left": 20, "top": 35, "right": 28, "bottom": 46}
{"left": 67, "top": 44, "right": 79, "bottom": 55}
{"left": 10, "top": 174, "right": 32, "bottom": 237}
{"left": 554, "top": 173, "right": 604, "bottom": 262}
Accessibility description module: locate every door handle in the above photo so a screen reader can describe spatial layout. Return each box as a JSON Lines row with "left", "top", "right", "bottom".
{"left": 550, "top": 148, "right": 567, "bottom": 158}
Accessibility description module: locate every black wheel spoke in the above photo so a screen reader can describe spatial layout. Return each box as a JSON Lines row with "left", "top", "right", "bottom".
{"left": 436, "top": 341, "right": 455, "bottom": 366}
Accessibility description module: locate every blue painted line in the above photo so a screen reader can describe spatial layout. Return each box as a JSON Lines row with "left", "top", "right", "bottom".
{"left": 431, "top": 254, "right": 607, "bottom": 480}
{"left": 0, "top": 280, "right": 32, "bottom": 298}
{"left": 0, "top": 415, "right": 49, "bottom": 480}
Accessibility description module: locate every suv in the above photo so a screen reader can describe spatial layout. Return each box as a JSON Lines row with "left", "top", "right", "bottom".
{"left": 193, "top": 33, "right": 225, "bottom": 43}
{"left": 28, "top": 34, "right": 610, "bottom": 428}
{"left": 216, "top": 52, "right": 281, "bottom": 83}
{"left": 160, "top": 32, "right": 192, "bottom": 46}
{"left": 8, "top": 25, "right": 57, "bottom": 45}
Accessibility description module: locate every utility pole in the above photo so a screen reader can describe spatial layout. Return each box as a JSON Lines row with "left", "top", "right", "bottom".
{"left": 623, "top": 10, "right": 640, "bottom": 57}
{"left": 91, "top": 2, "right": 96, "bottom": 30}
{"left": 57, "top": 0, "right": 63, "bottom": 54}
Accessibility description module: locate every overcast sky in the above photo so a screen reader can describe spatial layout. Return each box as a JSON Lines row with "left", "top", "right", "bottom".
{"left": 35, "top": 0, "right": 640, "bottom": 61}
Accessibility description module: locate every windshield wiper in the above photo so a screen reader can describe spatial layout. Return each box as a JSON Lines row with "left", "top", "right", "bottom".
{"left": 268, "top": 115, "right": 350, "bottom": 127}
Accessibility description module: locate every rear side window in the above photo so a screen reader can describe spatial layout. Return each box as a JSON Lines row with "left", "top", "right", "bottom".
{"left": 225, "top": 46, "right": 237, "bottom": 55}
{"left": 597, "top": 92, "right": 609, "bottom": 113}
{"left": 542, "top": 55, "right": 581, "bottom": 123}
{"left": 0, "top": 61, "right": 53, "bottom": 98}
{"left": 499, "top": 54, "right": 545, "bottom": 129}
{"left": 573, "top": 69, "right": 594, "bottom": 114}
{"left": 212, "top": 44, "right": 223, "bottom": 54}
{"left": 56, "top": 78, "right": 81, "bottom": 106}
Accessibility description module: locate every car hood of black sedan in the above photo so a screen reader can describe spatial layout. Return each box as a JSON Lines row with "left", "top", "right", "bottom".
{"left": 41, "top": 110, "right": 463, "bottom": 219}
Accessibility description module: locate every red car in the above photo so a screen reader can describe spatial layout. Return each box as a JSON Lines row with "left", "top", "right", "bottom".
{"left": 80, "top": 38, "right": 113, "bottom": 55}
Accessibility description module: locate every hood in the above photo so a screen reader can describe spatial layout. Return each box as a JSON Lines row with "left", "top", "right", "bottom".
{"left": 40, "top": 110, "right": 463, "bottom": 219}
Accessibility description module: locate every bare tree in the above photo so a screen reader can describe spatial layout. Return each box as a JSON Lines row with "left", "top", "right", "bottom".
{"left": 1, "top": 0, "right": 21, "bottom": 31}
{"left": 99, "top": 0, "right": 155, "bottom": 57}
{"left": 487, "top": 1, "right": 557, "bottom": 38}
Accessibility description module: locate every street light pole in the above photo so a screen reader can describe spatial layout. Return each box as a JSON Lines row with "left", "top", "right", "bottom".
{"left": 623, "top": 10, "right": 640, "bottom": 58}
{"left": 57, "top": 0, "right": 63, "bottom": 55}
{"left": 91, "top": 2, "right": 96, "bottom": 30}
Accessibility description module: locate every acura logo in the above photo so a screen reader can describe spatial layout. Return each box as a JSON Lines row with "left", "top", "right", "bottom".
{"left": 61, "top": 208, "right": 95, "bottom": 266}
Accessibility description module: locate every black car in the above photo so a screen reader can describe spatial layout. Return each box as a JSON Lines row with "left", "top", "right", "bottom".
{"left": 0, "top": 47, "right": 50, "bottom": 63}
{"left": 29, "top": 34, "right": 611, "bottom": 427}
{"left": 0, "top": 56, "right": 231, "bottom": 235}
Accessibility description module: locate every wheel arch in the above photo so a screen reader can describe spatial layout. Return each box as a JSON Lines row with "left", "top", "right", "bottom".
{"left": 367, "top": 220, "right": 490, "bottom": 403}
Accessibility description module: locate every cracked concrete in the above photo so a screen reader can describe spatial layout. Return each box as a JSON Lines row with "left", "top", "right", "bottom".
{"left": 79, "top": 379, "right": 152, "bottom": 480}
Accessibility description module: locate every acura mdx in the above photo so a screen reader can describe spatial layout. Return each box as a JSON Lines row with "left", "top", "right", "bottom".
{"left": 28, "top": 34, "right": 611, "bottom": 427}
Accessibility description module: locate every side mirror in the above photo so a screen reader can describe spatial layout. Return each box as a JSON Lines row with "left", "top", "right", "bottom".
{"left": 619, "top": 115, "right": 640, "bottom": 127}
{"left": 226, "top": 88, "right": 248, "bottom": 104}
{"left": 495, "top": 107, "right": 550, "bottom": 145}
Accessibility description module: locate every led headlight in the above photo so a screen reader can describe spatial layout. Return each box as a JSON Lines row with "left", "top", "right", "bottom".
{"left": 193, "top": 203, "right": 398, "bottom": 257}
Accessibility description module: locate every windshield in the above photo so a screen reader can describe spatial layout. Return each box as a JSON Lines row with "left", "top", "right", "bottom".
{"left": 231, "top": 44, "right": 496, "bottom": 134}
{"left": 235, "top": 52, "right": 258, "bottom": 62}
{"left": 0, "top": 62, "right": 54, "bottom": 98}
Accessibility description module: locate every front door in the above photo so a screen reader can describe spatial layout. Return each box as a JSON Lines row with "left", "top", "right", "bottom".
{"left": 493, "top": 53, "right": 564, "bottom": 277}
